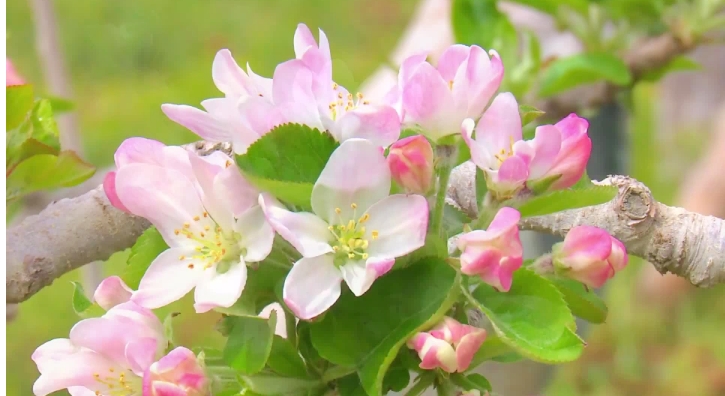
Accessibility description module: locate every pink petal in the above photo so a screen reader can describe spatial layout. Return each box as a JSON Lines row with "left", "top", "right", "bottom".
{"left": 212, "top": 49, "right": 250, "bottom": 98}
{"left": 555, "top": 113, "right": 589, "bottom": 140}
{"left": 409, "top": 333, "right": 458, "bottom": 373}
{"left": 68, "top": 387, "right": 97, "bottom": 396}
{"left": 103, "top": 171, "right": 129, "bottom": 213}
{"left": 455, "top": 329, "right": 487, "bottom": 372}
{"left": 161, "top": 104, "right": 231, "bottom": 142}
{"left": 271, "top": 60, "right": 323, "bottom": 129}
{"left": 365, "top": 257, "right": 396, "bottom": 279}
{"left": 339, "top": 261, "right": 377, "bottom": 297}
{"left": 125, "top": 337, "right": 160, "bottom": 375}
{"left": 548, "top": 134, "right": 592, "bottom": 190}
{"left": 475, "top": 92, "right": 522, "bottom": 153}
{"left": 459, "top": 247, "right": 501, "bottom": 276}
{"left": 485, "top": 207, "right": 521, "bottom": 238}
{"left": 363, "top": 194, "right": 429, "bottom": 259}
{"left": 398, "top": 53, "right": 429, "bottom": 85}
{"left": 436, "top": 45, "right": 469, "bottom": 81}
{"left": 32, "top": 349, "right": 120, "bottom": 396}
{"left": 608, "top": 237, "right": 628, "bottom": 272}
{"left": 461, "top": 118, "right": 494, "bottom": 170}
{"left": 465, "top": 49, "right": 503, "bottom": 117}
{"left": 131, "top": 247, "right": 201, "bottom": 310}
{"left": 6, "top": 59, "right": 25, "bottom": 86}
{"left": 153, "top": 347, "right": 197, "bottom": 374}
{"left": 114, "top": 164, "right": 212, "bottom": 246}
{"left": 193, "top": 262, "right": 247, "bottom": 313}
{"left": 32, "top": 339, "right": 79, "bottom": 372}
{"left": 246, "top": 63, "right": 274, "bottom": 99}
{"left": 527, "top": 125, "right": 562, "bottom": 180}
{"left": 114, "top": 137, "right": 166, "bottom": 167}
{"left": 496, "top": 155, "right": 529, "bottom": 187}
{"left": 311, "top": 139, "right": 391, "bottom": 223}
{"left": 93, "top": 276, "right": 133, "bottom": 310}
{"left": 401, "top": 61, "right": 455, "bottom": 134}
{"left": 149, "top": 381, "right": 188, "bottom": 396}
{"left": 283, "top": 256, "right": 343, "bottom": 320}
{"left": 234, "top": 205, "right": 274, "bottom": 263}
{"left": 562, "top": 226, "right": 613, "bottom": 262}
{"left": 258, "top": 193, "right": 333, "bottom": 258}
{"left": 294, "top": 24, "right": 319, "bottom": 59}
{"left": 333, "top": 104, "right": 401, "bottom": 147}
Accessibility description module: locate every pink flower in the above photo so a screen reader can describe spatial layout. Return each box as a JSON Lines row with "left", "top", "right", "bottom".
{"left": 6, "top": 59, "right": 25, "bottom": 86}
{"left": 94, "top": 276, "right": 133, "bottom": 310}
{"left": 392, "top": 45, "right": 503, "bottom": 140}
{"left": 108, "top": 139, "right": 274, "bottom": 313}
{"left": 457, "top": 207, "right": 523, "bottom": 291}
{"left": 143, "top": 347, "right": 208, "bottom": 396}
{"left": 31, "top": 302, "right": 166, "bottom": 396}
{"left": 407, "top": 317, "right": 486, "bottom": 373}
{"left": 162, "top": 49, "right": 276, "bottom": 155}
{"left": 525, "top": 114, "right": 592, "bottom": 191}
{"left": 260, "top": 138, "right": 429, "bottom": 319}
{"left": 387, "top": 134, "right": 434, "bottom": 194}
{"left": 264, "top": 25, "right": 401, "bottom": 148}
{"left": 553, "top": 226, "right": 628, "bottom": 288}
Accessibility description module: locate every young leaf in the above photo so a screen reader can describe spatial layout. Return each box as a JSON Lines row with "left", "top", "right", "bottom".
{"left": 6, "top": 151, "right": 96, "bottom": 202}
{"left": 464, "top": 269, "right": 584, "bottom": 362}
{"left": 450, "top": 373, "right": 492, "bottom": 392}
{"left": 515, "top": 185, "right": 617, "bottom": 218}
{"left": 551, "top": 278, "right": 608, "bottom": 324}
{"left": 267, "top": 335, "right": 310, "bottom": 379}
{"left": 452, "top": 0, "right": 500, "bottom": 47}
{"left": 7, "top": 99, "right": 62, "bottom": 170}
{"left": 519, "top": 104, "right": 545, "bottom": 126}
{"left": 122, "top": 227, "right": 169, "bottom": 289}
{"left": 539, "top": 53, "right": 632, "bottom": 97}
{"left": 504, "top": 0, "right": 588, "bottom": 15}
{"left": 6, "top": 84, "right": 34, "bottom": 130}
{"left": 236, "top": 124, "right": 339, "bottom": 208}
{"left": 639, "top": 56, "right": 700, "bottom": 82}
{"left": 71, "top": 282, "right": 104, "bottom": 318}
{"left": 468, "top": 334, "right": 520, "bottom": 368}
{"left": 337, "top": 375, "right": 368, "bottom": 396}
{"left": 224, "top": 313, "right": 277, "bottom": 375}
{"left": 309, "top": 257, "right": 461, "bottom": 396}
{"left": 382, "top": 357, "right": 411, "bottom": 392}
{"left": 46, "top": 96, "right": 75, "bottom": 114}
{"left": 443, "top": 203, "right": 472, "bottom": 237}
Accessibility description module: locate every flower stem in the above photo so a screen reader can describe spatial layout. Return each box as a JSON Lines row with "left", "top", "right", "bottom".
{"left": 285, "top": 308, "right": 297, "bottom": 347}
{"left": 430, "top": 144, "right": 457, "bottom": 237}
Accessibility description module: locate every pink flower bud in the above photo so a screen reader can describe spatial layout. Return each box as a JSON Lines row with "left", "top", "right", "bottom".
{"left": 457, "top": 207, "right": 523, "bottom": 291}
{"left": 407, "top": 317, "right": 486, "bottom": 373}
{"left": 553, "top": 226, "right": 629, "bottom": 288}
{"left": 143, "top": 347, "right": 209, "bottom": 396}
{"left": 387, "top": 135, "right": 434, "bottom": 194}
{"left": 6, "top": 59, "right": 25, "bottom": 86}
{"left": 94, "top": 276, "right": 133, "bottom": 310}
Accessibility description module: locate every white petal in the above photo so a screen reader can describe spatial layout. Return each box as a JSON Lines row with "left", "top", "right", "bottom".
{"left": 131, "top": 247, "right": 200, "bottom": 309}
{"left": 259, "top": 303, "right": 288, "bottom": 338}
{"left": 214, "top": 164, "right": 259, "bottom": 217}
{"left": 212, "top": 49, "right": 250, "bottom": 98}
{"left": 188, "top": 151, "right": 233, "bottom": 230}
{"left": 193, "top": 262, "right": 248, "bottom": 313}
{"left": 364, "top": 194, "right": 429, "bottom": 259}
{"left": 235, "top": 205, "right": 274, "bottom": 262}
{"left": 340, "top": 261, "right": 376, "bottom": 297}
{"left": 259, "top": 193, "right": 333, "bottom": 258}
{"left": 311, "top": 139, "right": 391, "bottom": 223}
{"left": 114, "top": 163, "right": 215, "bottom": 246}
{"left": 283, "top": 256, "right": 342, "bottom": 320}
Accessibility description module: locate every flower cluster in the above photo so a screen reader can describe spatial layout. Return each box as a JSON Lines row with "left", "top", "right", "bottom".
{"left": 31, "top": 23, "right": 630, "bottom": 395}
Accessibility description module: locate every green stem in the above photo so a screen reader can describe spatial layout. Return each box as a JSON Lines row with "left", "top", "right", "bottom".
{"left": 430, "top": 144, "right": 456, "bottom": 237}
{"left": 285, "top": 307, "right": 297, "bottom": 347}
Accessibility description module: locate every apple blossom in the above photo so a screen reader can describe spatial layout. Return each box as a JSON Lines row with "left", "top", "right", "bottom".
{"left": 387, "top": 134, "right": 434, "bottom": 194}
{"left": 457, "top": 207, "right": 523, "bottom": 291}
{"left": 94, "top": 276, "right": 133, "bottom": 310}
{"left": 31, "top": 301, "right": 166, "bottom": 396}
{"left": 389, "top": 45, "right": 503, "bottom": 140}
{"left": 259, "top": 138, "right": 428, "bottom": 319}
{"left": 407, "top": 316, "right": 487, "bottom": 373}
{"left": 553, "top": 226, "right": 628, "bottom": 288}
{"left": 143, "top": 347, "right": 208, "bottom": 396}
{"left": 107, "top": 139, "right": 274, "bottom": 313}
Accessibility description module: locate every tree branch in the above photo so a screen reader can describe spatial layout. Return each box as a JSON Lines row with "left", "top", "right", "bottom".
{"left": 447, "top": 162, "right": 725, "bottom": 287}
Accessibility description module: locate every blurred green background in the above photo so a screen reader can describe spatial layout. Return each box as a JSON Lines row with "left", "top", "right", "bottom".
{"left": 6, "top": 0, "right": 725, "bottom": 395}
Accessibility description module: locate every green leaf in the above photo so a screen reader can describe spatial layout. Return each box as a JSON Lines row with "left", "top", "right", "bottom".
{"left": 216, "top": 262, "right": 288, "bottom": 317}
{"left": 6, "top": 151, "right": 96, "bottom": 202}
{"left": 519, "top": 104, "right": 545, "bottom": 127}
{"left": 404, "top": 372, "right": 435, "bottom": 396}
{"left": 6, "top": 84, "right": 34, "bottom": 130}
{"left": 571, "top": 171, "right": 593, "bottom": 190}
{"left": 443, "top": 203, "right": 472, "bottom": 237}
{"left": 267, "top": 336, "right": 310, "bottom": 379}
{"left": 122, "top": 227, "right": 169, "bottom": 289}
{"left": 475, "top": 166, "right": 487, "bottom": 211}
{"left": 239, "top": 374, "right": 323, "bottom": 396}
{"left": 469, "top": 334, "right": 520, "bottom": 368}
{"left": 224, "top": 313, "right": 277, "bottom": 374}
{"left": 539, "top": 53, "right": 632, "bottom": 97}
{"left": 450, "top": 373, "right": 492, "bottom": 392}
{"left": 639, "top": 55, "right": 700, "bottom": 82}
{"left": 163, "top": 312, "right": 179, "bottom": 348}
{"left": 310, "top": 257, "right": 461, "bottom": 396}
{"left": 71, "top": 282, "right": 104, "bottom": 318}
{"left": 7, "top": 99, "right": 62, "bottom": 170}
{"left": 29, "top": 100, "right": 61, "bottom": 149}
{"left": 382, "top": 357, "right": 410, "bottom": 392}
{"left": 337, "top": 375, "right": 368, "bottom": 396}
{"left": 236, "top": 124, "right": 339, "bottom": 208}
{"left": 552, "top": 278, "right": 608, "bottom": 324}
{"left": 515, "top": 185, "right": 617, "bottom": 218}
{"left": 452, "top": 0, "right": 515, "bottom": 52}
{"left": 47, "top": 96, "right": 75, "bottom": 114}
{"left": 464, "top": 269, "right": 584, "bottom": 362}
{"left": 504, "top": 0, "right": 588, "bottom": 15}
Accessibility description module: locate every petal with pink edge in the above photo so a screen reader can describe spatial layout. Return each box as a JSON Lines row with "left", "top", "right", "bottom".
{"left": 364, "top": 194, "right": 428, "bottom": 259}
{"left": 114, "top": 137, "right": 166, "bottom": 167}
{"left": 212, "top": 49, "right": 250, "bottom": 98}
{"left": 485, "top": 207, "right": 521, "bottom": 237}
{"left": 436, "top": 45, "right": 469, "bottom": 81}
{"left": 131, "top": 247, "right": 201, "bottom": 310}
{"left": 283, "top": 255, "right": 342, "bottom": 320}
{"left": 235, "top": 205, "right": 274, "bottom": 263}
{"left": 193, "top": 261, "right": 247, "bottom": 313}
{"left": 125, "top": 337, "right": 159, "bottom": 375}
{"left": 562, "top": 226, "right": 613, "bottom": 262}
{"left": 161, "top": 104, "right": 231, "bottom": 142}
{"left": 455, "top": 330, "right": 487, "bottom": 372}
{"left": 474, "top": 92, "right": 522, "bottom": 153}
{"left": 102, "top": 171, "right": 129, "bottom": 213}
{"left": 259, "top": 193, "right": 333, "bottom": 258}
{"left": 311, "top": 139, "right": 391, "bottom": 223}
{"left": 93, "top": 276, "right": 133, "bottom": 310}
{"left": 339, "top": 260, "right": 377, "bottom": 297}
{"left": 333, "top": 104, "right": 401, "bottom": 147}
{"left": 526, "top": 125, "right": 562, "bottom": 180}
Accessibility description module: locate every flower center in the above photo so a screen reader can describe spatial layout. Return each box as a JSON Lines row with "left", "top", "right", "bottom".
{"left": 327, "top": 203, "right": 378, "bottom": 263}
{"left": 328, "top": 83, "right": 370, "bottom": 120}
{"left": 92, "top": 368, "right": 141, "bottom": 396}
{"left": 493, "top": 136, "right": 517, "bottom": 166}
{"left": 174, "top": 212, "right": 240, "bottom": 271}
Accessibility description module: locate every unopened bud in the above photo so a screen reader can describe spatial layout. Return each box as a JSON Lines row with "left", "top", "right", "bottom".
{"left": 553, "top": 226, "right": 629, "bottom": 288}
{"left": 387, "top": 135, "right": 434, "bottom": 194}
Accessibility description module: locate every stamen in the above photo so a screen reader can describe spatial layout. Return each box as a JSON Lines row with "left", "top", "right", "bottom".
{"left": 359, "top": 213, "right": 370, "bottom": 223}
{"left": 179, "top": 255, "right": 186, "bottom": 260}
{"left": 188, "top": 264, "right": 194, "bottom": 269}
{"left": 203, "top": 212, "right": 209, "bottom": 217}
{"left": 183, "top": 223, "right": 190, "bottom": 229}
{"left": 448, "top": 80, "right": 454, "bottom": 90}
{"left": 335, "top": 207, "right": 342, "bottom": 214}
{"left": 372, "top": 231, "right": 379, "bottom": 239}
{"left": 193, "top": 216, "right": 200, "bottom": 221}
{"left": 174, "top": 229, "right": 180, "bottom": 235}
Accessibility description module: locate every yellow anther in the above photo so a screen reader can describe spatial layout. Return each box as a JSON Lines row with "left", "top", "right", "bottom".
{"left": 174, "top": 230, "right": 180, "bottom": 235}
{"left": 448, "top": 80, "right": 454, "bottom": 90}
{"left": 335, "top": 207, "right": 342, "bottom": 214}
{"left": 347, "top": 93, "right": 353, "bottom": 100}
{"left": 363, "top": 100, "right": 370, "bottom": 105}
{"left": 347, "top": 239, "right": 357, "bottom": 248}
{"left": 372, "top": 231, "right": 379, "bottom": 239}
{"left": 359, "top": 213, "right": 370, "bottom": 223}
{"left": 179, "top": 255, "right": 186, "bottom": 260}
{"left": 333, "top": 83, "right": 338, "bottom": 89}
{"left": 347, "top": 220, "right": 355, "bottom": 230}
{"left": 200, "top": 232, "right": 205, "bottom": 238}
{"left": 225, "top": 160, "right": 233, "bottom": 168}
{"left": 333, "top": 246, "right": 340, "bottom": 252}
{"left": 362, "top": 253, "right": 369, "bottom": 259}
{"left": 351, "top": 203, "right": 357, "bottom": 209}
{"left": 348, "top": 253, "right": 355, "bottom": 259}
{"left": 356, "top": 92, "right": 364, "bottom": 99}
{"left": 203, "top": 212, "right": 209, "bottom": 217}
{"left": 204, "top": 225, "right": 210, "bottom": 231}
{"left": 328, "top": 225, "right": 335, "bottom": 231}
{"left": 183, "top": 222, "right": 190, "bottom": 228}
{"left": 109, "top": 368, "right": 114, "bottom": 372}
{"left": 194, "top": 216, "right": 200, "bottom": 221}
{"left": 188, "top": 264, "right": 195, "bottom": 269}
{"left": 337, "top": 92, "right": 343, "bottom": 99}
